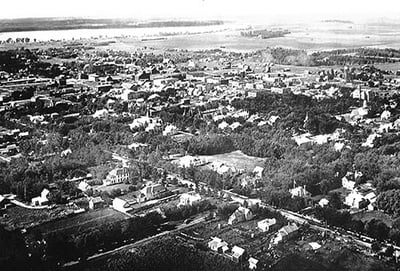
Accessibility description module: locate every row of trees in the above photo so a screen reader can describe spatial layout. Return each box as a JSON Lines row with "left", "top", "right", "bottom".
{"left": 314, "top": 206, "right": 400, "bottom": 245}
{"left": 162, "top": 200, "right": 215, "bottom": 221}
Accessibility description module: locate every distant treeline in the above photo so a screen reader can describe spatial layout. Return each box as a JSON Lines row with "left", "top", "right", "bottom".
{"left": 321, "top": 19, "right": 354, "bottom": 24}
{"left": 241, "top": 29, "right": 290, "bottom": 39}
{"left": 253, "top": 47, "right": 400, "bottom": 66}
{"left": 0, "top": 18, "right": 224, "bottom": 33}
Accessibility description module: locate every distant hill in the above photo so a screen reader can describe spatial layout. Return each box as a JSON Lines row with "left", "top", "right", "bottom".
{"left": 322, "top": 19, "right": 354, "bottom": 24}
{"left": 0, "top": 18, "right": 224, "bottom": 33}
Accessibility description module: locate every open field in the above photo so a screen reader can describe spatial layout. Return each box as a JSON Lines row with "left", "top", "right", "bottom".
{"left": 199, "top": 150, "right": 266, "bottom": 172}
{"left": 31, "top": 207, "right": 128, "bottom": 236}
{"left": 93, "top": 183, "right": 132, "bottom": 193}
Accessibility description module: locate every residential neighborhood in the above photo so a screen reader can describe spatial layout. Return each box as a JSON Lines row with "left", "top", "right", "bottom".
{"left": 2, "top": 8, "right": 400, "bottom": 271}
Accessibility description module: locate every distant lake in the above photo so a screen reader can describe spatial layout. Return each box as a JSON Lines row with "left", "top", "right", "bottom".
{"left": 0, "top": 23, "right": 241, "bottom": 42}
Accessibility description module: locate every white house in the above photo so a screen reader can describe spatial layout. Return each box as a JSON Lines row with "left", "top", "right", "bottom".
{"left": 78, "top": 181, "right": 91, "bottom": 192}
{"left": 257, "top": 218, "right": 277, "bottom": 232}
{"left": 248, "top": 257, "right": 259, "bottom": 270}
{"left": 381, "top": 110, "right": 391, "bottom": 121}
{"left": 31, "top": 188, "right": 50, "bottom": 206}
{"left": 103, "top": 167, "right": 130, "bottom": 186}
{"left": 208, "top": 237, "right": 229, "bottom": 253}
{"left": 89, "top": 197, "right": 104, "bottom": 210}
{"left": 112, "top": 197, "right": 133, "bottom": 213}
{"left": 289, "top": 186, "right": 311, "bottom": 198}
{"left": 140, "top": 184, "right": 166, "bottom": 201}
{"left": 253, "top": 166, "right": 264, "bottom": 178}
{"left": 178, "top": 192, "right": 201, "bottom": 207}
{"left": 228, "top": 207, "right": 253, "bottom": 225}
{"left": 362, "top": 133, "right": 381, "bottom": 148}
{"left": 268, "top": 115, "right": 280, "bottom": 125}
{"left": 163, "top": 124, "right": 178, "bottom": 136}
{"left": 342, "top": 175, "right": 356, "bottom": 191}
{"left": 60, "top": 148, "right": 72, "bottom": 157}
{"left": 211, "top": 161, "right": 237, "bottom": 175}
{"left": 129, "top": 116, "right": 162, "bottom": 131}
{"left": 93, "top": 109, "right": 109, "bottom": 119}
{"left": 230, "top": 122, "right": 242, "bottom": 130}
{"left": 178, "top": 155, "right": 205, "bottom": 168}
{"left": 231, "top": 246, "right": 245, "bottom": 262}
{"left": 272, "top": 224, "right": 299, "bottom": 244}
{"left": 318, "top": 198, "right": 329, "bottom": 207}
{"left": 379, "top": 123, "right": 393, "bottom": 133}
{"left": 218, "top": 121, "right": 229, "bottom": 130}
{"left": 344, "top": 184, "right": 376, "bottom": 210}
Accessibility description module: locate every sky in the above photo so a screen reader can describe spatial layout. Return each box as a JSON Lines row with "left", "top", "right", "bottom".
{"left": 1, "top": 0, "right": 400, "bottom": 22}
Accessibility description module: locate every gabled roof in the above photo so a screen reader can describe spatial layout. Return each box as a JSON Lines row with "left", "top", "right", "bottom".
{"left": 90, "top": 197, "right": 104, "bottom": 204}
{"left": 248, "top": 257, "right": 259, "bottom": 265}
{"left": 232, "top": 246, "right": 245, "bottom": 258}
{"left": 280, "top": 224, "right": 299, "bottom": 236}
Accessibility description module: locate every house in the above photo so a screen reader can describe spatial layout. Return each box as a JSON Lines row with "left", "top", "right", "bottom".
{"left": 228, "top": 206, "right": 253, "bottom": 225}
{"left": 350, "top": 107, "right": 369, "bottom": 120}
{"left": 178, "top": 192, "right": 201, "bottom": 206}
{"left": 308, "top": 242, "right": 321, "bottom": 250}
{"left": 218, "top": 121, "right": 229, "bottom": 130}
{"left": 381, "top": 110, "right": 391, "bottom": 121}
{"left": 103, "top": 167, "right": 130, "bottom": 186}
{"left": 379, "top": 123, "right": 393, "bottom": 133}
{"left": 342, "top": 174, "right": 356, "bottom": 190}
{"left": 78, "top": 181, "right": 91, "bottom": 192}
{"left": 230, "top": 122, "right": 242, "bottom": 130}
{"left": 88, "top": 74, "right": 99, "bottom": 82}
{"left": 257, "top": 218, "right": 277, "bottom": 232}
{"left": 129, "top": 116, "right": 162, "bottom": 131}
{"left": 31, "top": 188, "right": 50, "bottom": 206}
{"left": 231, "top": 246, "right": 245, "bottom": 263}
{"left": 318, "top": 198, "right": 329, "bottom": 207}
{"left": 273, "top": 224, "right": 299, "bottom": 244}
{"left": 211, "top": 161, "right": 237, "bottom": 175}
{"left": 140, "top": 184, "right": 166, "bottom": 201}
{"left": 178, "top": 155, "right": 205, "bottom": 168}
{"left": 248, "top": 257, "right": 259, "bottom": 270}
{"left": 89, "top": 197, "right": 104, "bottom": 210}
{"left": 362, "top": 133, "right": 381, "bottom": 148}
{"left": 253, "top": 166, "right": 264, "bottom": 178}
{"left": 289, "top": 185, "right": 311, "bottom": 198}
{"left": 60, "top": 148, "right": 72, "bottom": 157}
{"left": 208, "top": 237, "right": 229, "bottom": 253}
{"left": 93, "top": 109, "right": 109, "bottom": 119}
{"left": 345, "top": 184, "right": 376, "bottom": 210}
{"left": 163, "top": 124, "right": 178, "bottom": 136}
{"left": 112, "top": 197, "right": 134, "bottom": 213}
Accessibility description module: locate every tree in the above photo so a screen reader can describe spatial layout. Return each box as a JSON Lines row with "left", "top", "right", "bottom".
{"left": 377, "top": 190, "right": 400, "bottom": 217}
{"left": 385, "top": 245, "right": 394, "bottom": 257}
{"left": 365, "top": 219, "right": 389, "bottom": 241}
{"left": 371, "top": 241, "right": 381, "bottom": 253}
{"left": 329, "top": 192, "right": 343, "bottom": 209}
{"left": 320, "top": 179, "right": 330, "bottom": 195}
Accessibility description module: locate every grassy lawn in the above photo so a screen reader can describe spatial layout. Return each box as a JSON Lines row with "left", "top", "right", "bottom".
{"left": 93, "top": 183, "right": 132, "bottom": 193}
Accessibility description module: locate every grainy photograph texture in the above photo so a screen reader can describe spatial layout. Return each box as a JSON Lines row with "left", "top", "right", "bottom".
{"left": 1, "top": 1, "right": 400, "bottom": 270}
